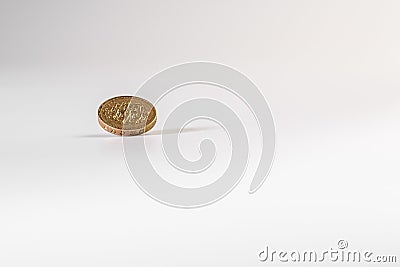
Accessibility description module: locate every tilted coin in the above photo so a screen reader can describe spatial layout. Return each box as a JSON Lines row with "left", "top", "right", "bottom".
{"left": 98, "top": 96, "right": 157, "bottom": 136}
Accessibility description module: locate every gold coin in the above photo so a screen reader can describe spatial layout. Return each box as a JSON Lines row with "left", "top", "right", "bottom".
{"left": 98, "top": 96, "right": 157, "bottom": 136}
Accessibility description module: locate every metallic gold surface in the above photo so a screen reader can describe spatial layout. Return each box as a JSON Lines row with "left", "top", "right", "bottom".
{"left": 98, "top": 96, "right": 157, "bottom": 136}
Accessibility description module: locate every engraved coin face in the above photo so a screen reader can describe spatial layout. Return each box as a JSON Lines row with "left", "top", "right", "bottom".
{"left": 98, "top": 96, "right": 157, "bottom": 136}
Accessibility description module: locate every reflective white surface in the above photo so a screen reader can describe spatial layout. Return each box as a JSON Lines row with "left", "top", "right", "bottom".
{"left": 1, "top": 0, "right": 399, "bottom": 266}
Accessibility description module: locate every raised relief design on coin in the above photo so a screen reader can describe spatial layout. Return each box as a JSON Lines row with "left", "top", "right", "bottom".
{"left": 98, "top": 96, "right": 157, "bottom": 136}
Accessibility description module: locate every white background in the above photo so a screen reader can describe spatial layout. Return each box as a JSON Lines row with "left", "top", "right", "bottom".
{"left": 0, "top": 1, "right": 399, "bottom": 266}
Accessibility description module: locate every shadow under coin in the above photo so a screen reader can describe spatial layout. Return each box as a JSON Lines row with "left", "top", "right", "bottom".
{"left": 145, "top": 126, "right": 220, "bottom": 136}
{"left": 78, "top": 126, "right": 221, "bottom": 138}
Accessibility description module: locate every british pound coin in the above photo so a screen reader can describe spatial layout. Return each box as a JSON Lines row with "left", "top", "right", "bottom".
{"left": 98, "top": 96, "right": 157, "bottom": 136}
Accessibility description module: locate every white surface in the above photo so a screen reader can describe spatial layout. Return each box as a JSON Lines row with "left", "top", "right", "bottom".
{"left": 1, "top": 0, "right": 399, "bottom": 266}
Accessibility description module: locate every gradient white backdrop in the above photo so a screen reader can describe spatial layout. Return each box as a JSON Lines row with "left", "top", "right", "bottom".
{"left": 0, "top": 0, "right": 399, "bottom": 266}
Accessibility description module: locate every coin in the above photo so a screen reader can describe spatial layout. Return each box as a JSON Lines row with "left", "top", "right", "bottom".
{"left": 98, "top": 96, "right": 157, "bottom": 136}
